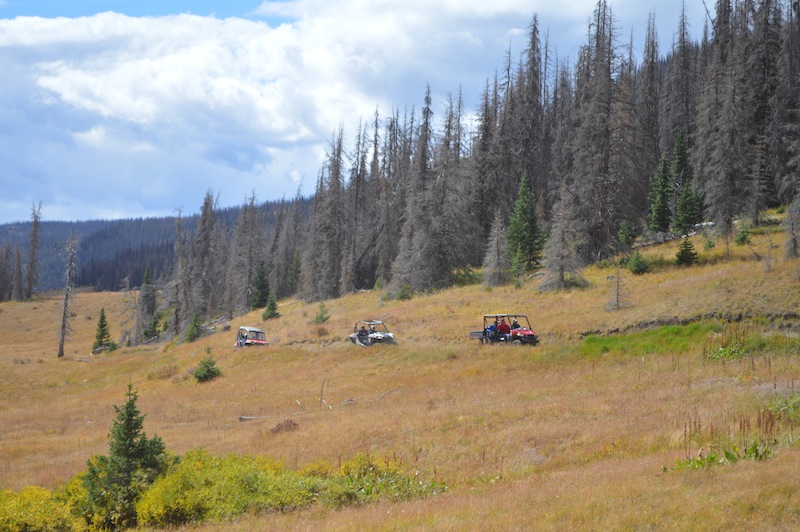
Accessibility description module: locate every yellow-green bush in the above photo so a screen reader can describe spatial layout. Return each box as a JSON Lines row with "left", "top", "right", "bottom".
{"left": 0, "top": 486, "right": 79, "bottom": 532}
{"left": 136, "top": 449, "right": 320, "bottom": 527}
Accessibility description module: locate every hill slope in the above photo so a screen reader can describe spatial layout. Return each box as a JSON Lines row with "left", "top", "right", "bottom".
{"left": 1, "top": 226, "right": 800, "bottom": 529}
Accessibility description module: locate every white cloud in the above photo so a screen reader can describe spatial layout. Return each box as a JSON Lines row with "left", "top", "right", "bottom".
{"left": 0, "top": 1, "right": 708, "bottom": 224}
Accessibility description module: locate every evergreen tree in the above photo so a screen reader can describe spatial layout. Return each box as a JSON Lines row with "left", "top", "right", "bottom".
{"left": 675, "top": 238, "right": 699, "bottom": 266}
{"left": 673, "top": 181, "right": 703, "bottom": 235}
{"left": 79, "top": 385, "right": 169, "bottom": 529}
{"left": 251, "top": 260, "right": 270, "bottom": 309}
{"left": 648, "top": 153, "right": 672, "bottom": 232}
{"left": 93, "top": 307, "right": 112, "bottom": 351}
{"left": 184, "top": 311, "right": 203, "bottom": 342}
{"left": 262, "top": 293, "right": 280, "bottom": 320}
{"left": 507, "top": 174, "right": 544, "bottom": 270}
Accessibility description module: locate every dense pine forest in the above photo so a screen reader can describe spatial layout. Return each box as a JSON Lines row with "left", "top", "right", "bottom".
{"left": 1, "top": 0, "right": 799, "bottom": 345}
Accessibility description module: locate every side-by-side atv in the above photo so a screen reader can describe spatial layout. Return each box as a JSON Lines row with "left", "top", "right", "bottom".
{"left": 234, "top": 326, "right": 268, "bottom": 347}
{"left": 470, "top": 314, "right": 540, "bottom": 345}
{"left": 348, "top": 320, "right": 396, "bottom": 347}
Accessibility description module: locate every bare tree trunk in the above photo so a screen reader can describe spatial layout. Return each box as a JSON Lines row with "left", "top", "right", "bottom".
{"left": 58, "top": 232, "right": 78, "bottom": 358}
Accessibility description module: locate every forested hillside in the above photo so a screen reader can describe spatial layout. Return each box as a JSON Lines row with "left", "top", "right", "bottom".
{"left": 1, "top": 0, "right": 799, "bottom": 344}
{"left": 0, "top": 199, "right": 310, "bottom": 293}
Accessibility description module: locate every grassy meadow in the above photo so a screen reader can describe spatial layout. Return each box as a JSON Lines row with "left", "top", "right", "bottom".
{"left": 2, "top": 224, "right": 800, "bottom": 529}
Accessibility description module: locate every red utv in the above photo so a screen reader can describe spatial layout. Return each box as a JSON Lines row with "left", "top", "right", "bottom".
{"left": 470, "top": 314, "right": 540, "bottom": 345}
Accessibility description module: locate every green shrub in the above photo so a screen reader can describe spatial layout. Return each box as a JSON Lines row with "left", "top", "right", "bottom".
{"left": 0, "top": 486, "right": 78, "bottom": 532}
{"left": 194, "top": 356, "right": 221, "bottom": 383}
{"left": 735, "top": 226, "right": 751, "bottom": 245}
{"left": 626, "top": 251, "right": 649, "bottom": 275}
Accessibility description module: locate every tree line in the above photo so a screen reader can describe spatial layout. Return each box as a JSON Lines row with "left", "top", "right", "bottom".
{"left": 3, "top": 0, "right": 800, "bottom": 347}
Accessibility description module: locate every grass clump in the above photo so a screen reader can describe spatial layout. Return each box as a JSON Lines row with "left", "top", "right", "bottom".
{"left": 668, "top": 438, "right": 774, "bottom": 472}
{"left": 321, "top": 453, "right": 446, "bottom": 509}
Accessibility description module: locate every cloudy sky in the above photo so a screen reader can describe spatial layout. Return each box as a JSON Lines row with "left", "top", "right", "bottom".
{"left": 0, "top": 1, "right": 709, "bottom": 224}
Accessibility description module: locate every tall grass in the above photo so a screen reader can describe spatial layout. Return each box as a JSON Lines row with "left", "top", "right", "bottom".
{"left": 1, "top": 226, "right": 800, "bottom": 528}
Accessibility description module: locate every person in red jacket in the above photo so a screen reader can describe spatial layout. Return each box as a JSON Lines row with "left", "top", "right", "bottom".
{"left": 497, "top": 317, "right": 511, "bottom": 342}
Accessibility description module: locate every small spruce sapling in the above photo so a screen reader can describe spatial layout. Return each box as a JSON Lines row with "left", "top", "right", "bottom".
{"left": 262, "top": 293, "right": 280, "bottom": 320}
{"left": 78, "top": 385, "right": 170, "bottom": 529}
{"left": 313, "top": 302, "right": 330, "bottom": 324}
{"left": 184, "top": 311, "right": 203, "bottom": 342}
{"left": 675, "top": 238, "right": 699, "bottom": 266}
{"left": 194, "top": 356, "right": 221, "bottom": 382}
{"left": 92, "top": 307, "right": 116, "bottom": 352}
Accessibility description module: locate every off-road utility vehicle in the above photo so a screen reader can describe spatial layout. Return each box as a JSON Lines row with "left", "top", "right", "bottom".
{"left": 348, "top": 320, "right": 396, "bottom": 347}
{"left": 234, "top": 326, "right": 267, "bottom": 347}
{"left": 470, "top": 314, "right": 539, "bottom": 345}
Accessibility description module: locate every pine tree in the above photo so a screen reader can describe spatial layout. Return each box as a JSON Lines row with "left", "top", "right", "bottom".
{"left": 675, "top": 238, "right": 699, "bottom": 266}
{"left": 251, "top": 260, "right": 270, "bottom": 309}
{"left": 184, "top": 311, "right": 203, "bottom": 342}
{"left": 80, "top": 385, "right": 169, "bottom": 529}
{"left": 262, "top": 293, "right": 280, "bottom": 320}
{"left": 673, "top": 181, "right": 703, "bottom": 236}
{"left": 648, "top": 153, "right": 672, "bottom": 232}
{"left": 507, "top": 174, "right": 544, "bottom": 270}
{"left": 93, "top": 307, "right": 112, "bottom": 351}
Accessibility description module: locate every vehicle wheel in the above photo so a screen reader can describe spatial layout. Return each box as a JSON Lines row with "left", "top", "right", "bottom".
{"left": 511, "top": 339, "right": 522, "bottom": 345}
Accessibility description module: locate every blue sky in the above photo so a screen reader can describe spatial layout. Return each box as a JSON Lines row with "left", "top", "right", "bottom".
{"left": 0, "top": 1, "right": 708, "bottom": 224}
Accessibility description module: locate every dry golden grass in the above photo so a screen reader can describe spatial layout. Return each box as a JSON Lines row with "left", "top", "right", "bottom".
{"left": 2, "top": 226, "right": 800, "bottom": 529}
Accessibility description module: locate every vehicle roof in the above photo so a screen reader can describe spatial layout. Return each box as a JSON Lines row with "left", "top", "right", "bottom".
{"left": 356, "top": 320, "right": 384, "bottom": 325}
{"left": 238, "top": 326, "right": 265, "bottom": 333}
{"left": 483, "top": 314, "right": 528, "bottom": 319}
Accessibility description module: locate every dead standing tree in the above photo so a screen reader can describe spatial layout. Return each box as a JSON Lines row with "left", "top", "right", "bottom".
{"left": 58, "top": 232, "right": 78, "bottom": 358}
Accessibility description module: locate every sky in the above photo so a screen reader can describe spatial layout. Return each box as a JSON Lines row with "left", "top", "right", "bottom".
{"left": 0, "top": 1, "right": 709, "bottom": 224}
